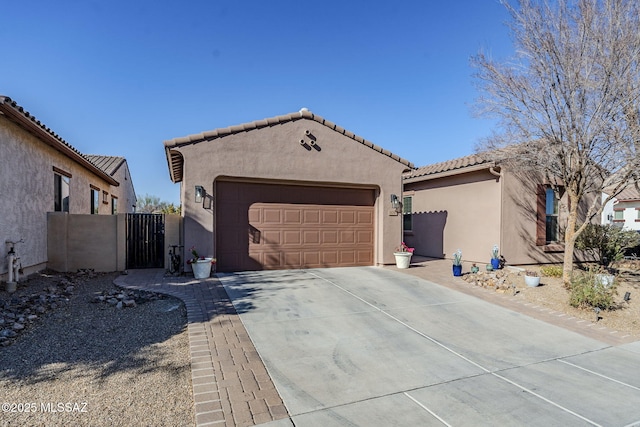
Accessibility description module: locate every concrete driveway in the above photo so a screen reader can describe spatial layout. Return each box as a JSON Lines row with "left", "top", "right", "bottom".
{"left": 218, "top": 267, "right": 640, "bottom": 426}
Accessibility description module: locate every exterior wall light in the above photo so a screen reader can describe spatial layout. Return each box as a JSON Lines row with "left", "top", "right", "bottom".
{"left": 390, "top": 194, "right": 401, "bottom": 212}
{"left": 195, "top": 185, "right": 205, "bottom": 203}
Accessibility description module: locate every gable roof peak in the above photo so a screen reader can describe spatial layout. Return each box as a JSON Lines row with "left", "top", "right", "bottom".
{"left": 164, "top": 110, "right": 414, "bottom": 182}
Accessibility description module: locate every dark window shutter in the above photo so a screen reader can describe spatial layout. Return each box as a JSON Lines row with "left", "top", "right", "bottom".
{"left": 536, "top": 185, "right": 546, "bottom": 246}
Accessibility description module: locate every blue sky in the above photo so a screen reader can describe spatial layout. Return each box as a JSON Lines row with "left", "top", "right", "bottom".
{"left": 2, "top": 1, "right": 513, "bottom": 205}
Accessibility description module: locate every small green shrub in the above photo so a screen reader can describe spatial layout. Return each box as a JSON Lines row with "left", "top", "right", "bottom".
{"left": 540, "top": 265, "right": 563, "bottom": 277}
{"left": 569, "top": 268, "right": 617, "bottom": 310}
{"left": 576, "top": 224, "right": 640, "bottom": 266}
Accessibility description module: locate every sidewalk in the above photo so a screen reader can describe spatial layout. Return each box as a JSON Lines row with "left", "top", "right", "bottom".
{"left": 114, "top": 270, "right": 288, "bottom": 427}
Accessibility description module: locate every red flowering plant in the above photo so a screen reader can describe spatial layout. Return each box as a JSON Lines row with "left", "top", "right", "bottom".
{"left": 395, "top": 242, "right": 415, "bottom": 253}
{"left": 186, "top": 246, "right": 217, "bottom": 265}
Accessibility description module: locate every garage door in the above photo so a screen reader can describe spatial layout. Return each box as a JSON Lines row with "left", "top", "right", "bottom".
{"left": 216, "top": 181, "right": 375, "bottom": 272}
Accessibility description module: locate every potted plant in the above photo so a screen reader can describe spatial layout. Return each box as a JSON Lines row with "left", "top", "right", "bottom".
{"left": 490, "top": 244, "right": 501, "bottom": 270}
{"left": 394, "top": 242, "right": 414, "bottom": 269}
{"left": 524, "top": 270, "right": 540, "bottom": 287}
{"left": 187, "top": 246, "right": 216, "bottom": 279}
{"left": 470, "top": 263, "right": 479, "bottom": 274}
{"left": 595, "top": 270, "right": 615, "bottom": 288}
{"left": 452, "top": 249, "right": 463, "bottom": 276}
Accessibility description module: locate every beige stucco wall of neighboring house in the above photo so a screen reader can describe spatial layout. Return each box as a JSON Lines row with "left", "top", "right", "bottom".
{"left": 0, "top": 116, "right": 120, "bottom": 281}
{"left": 403, "top": 169, "right": 502, "bottom": 263}
{"left": 169, "top": 118, "right": 408, "bottom": 267}
{"left": 109, "top": 161, "right": 137, "bottom": 213}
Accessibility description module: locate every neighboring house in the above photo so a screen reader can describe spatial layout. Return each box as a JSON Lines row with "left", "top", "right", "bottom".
{"left": 164, "top": 109, "right": 413, "bottom": 272}
{"left": 602, "top": 185, "right": 640, "bottom": 231}
{"left": 402, "top": 153, "right": 595, "bottom": 265}
{"left": 85, "top": 155, "right": 137, "bottom": 214}
{"left": 0, "top": 96, "right": 136, "bottom": 282}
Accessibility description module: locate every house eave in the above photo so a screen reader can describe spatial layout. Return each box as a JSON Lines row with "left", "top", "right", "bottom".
{"left": 403, "top": 163, "right": 496, "bottom": 184}
{"left": 0, "top": 97, "right": 119, "bottom": 186}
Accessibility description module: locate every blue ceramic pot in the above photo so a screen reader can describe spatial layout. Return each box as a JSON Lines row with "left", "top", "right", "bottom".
{"left": 491, "top": 258, "right": 500, "bottom": 270}
{"left": 453, "top": 264, "right": 462, "bottom": 276}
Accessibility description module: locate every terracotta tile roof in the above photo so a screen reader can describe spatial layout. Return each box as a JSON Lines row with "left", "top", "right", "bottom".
{"left": 405, "top": 153, "right": 494, "bottom": 180}
{"left": 164, "top": 109, "right": 414, "bottom": 183}
{"left": 0, "top": 96, "right": 119, "bottom": 186}
{"left": 613, "top": 185, "right": 640, "bottom": 201}
{"left": 85, "top": 155, "right": 126, "bottom": 177}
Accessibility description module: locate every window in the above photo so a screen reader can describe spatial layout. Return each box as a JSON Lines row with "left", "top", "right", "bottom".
{"left": 537, "top": 185, "right": 562, "bottom": 246}
{"left": 54, "top": 172, "right": 70, "bottom": 212}
{"left": 545, "top": 188, "right": 559, "bottom": 242}
{"left": 111, "top": 196, "right": 118, "bottom": 215}
{"left": 637, "top": 208, "right": 640, "bottom": 221}
{"left": 613, "top": 209, "right": 624, "bottom": 221}
{"left": 90, "top": 187, "right": 99, "bottom": 214}
{"left": 403, "top": 196, "right": 413, "bottom": 232}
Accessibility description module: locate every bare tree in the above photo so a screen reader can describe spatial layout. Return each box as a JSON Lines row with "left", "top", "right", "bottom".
{"left": 473, "top": 0, "right": 640, "bottom": 285}
{"left": 136, "top": 194, "right": 162, "bottom": 213}
{"left": 136, "top": 194, "right": 180, "bottom": 214}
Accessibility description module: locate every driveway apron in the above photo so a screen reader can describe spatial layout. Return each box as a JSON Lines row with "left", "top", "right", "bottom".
{"left": 218, "top": 267, "right": 640, "bottom": 426}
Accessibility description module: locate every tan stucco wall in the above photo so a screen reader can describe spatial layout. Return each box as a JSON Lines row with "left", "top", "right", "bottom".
{"left": 404, "top": 169, "right": 502, "bottom": 263}
{"left": 170, "top": 119, "right": 409, "bottom": 267}
{"left": 110, "top": 162, "right": 137, "bottom": 213}
{"left": 500, "top": 168, "right": 597, "bottom": 265}
{"left": 48, "top": 213, "right": 181, "bottom": 273}
{"left": 164, "top": 214, "right": 183, "bottom": 269}
{"left": 0, "top": 116, "right": 124, "bottom": 280}
{"left": 47, "top": 213, "right": 127, "bottom": 272}
{"left": 405, "top": 166, "right": 597, "bottom": 267}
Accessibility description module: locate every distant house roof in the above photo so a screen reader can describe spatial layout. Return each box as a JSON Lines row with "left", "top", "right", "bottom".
{"left": 404, "top": 153, "right": 496, "bottom": 183}
{"left": 0, "top": 96, "right": 119, "bottom": 186}
{"left": 164, "top": 109, "right": 414, "bottom": 183}
{"left": 612, "top": 185, "right": 640, "bottom": 202}
{"left": 85, "top": 155, "right": 126, "bottom": 177}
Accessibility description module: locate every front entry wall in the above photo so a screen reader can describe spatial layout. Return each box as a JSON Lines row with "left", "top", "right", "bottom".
{"left": 216, "top": 181, "right": 375, "bottom": 272}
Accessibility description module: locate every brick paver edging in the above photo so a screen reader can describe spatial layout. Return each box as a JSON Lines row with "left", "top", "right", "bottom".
{"left": 114, "top": 269, "right": 289, "bottom": 427}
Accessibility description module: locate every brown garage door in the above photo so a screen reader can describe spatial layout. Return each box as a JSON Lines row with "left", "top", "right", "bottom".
{"left": 216, "top": 181, "right": 375, "bottom": 272}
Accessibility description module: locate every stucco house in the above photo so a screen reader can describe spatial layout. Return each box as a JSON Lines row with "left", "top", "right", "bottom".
{"left": 402, "top": 153, "right": 595, "bottom": 266}
{"left": 164, "top": 109, "right": 413, "bottom": 272}
{"left": 602, "top": 185, "right": 640, "bottom": 232}
{"left": 0, "top": 96, "right": 136, "bottom": 282}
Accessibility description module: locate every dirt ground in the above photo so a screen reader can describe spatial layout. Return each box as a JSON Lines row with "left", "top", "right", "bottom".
{"left": 510, "top": 260, "right": 640, "bottom": 337}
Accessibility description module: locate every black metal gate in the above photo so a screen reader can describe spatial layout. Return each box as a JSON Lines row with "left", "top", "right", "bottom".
{"left": 126, "top": 213, "right": 165, "bottom": 269}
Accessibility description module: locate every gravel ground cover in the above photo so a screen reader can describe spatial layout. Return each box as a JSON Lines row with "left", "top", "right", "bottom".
{"left": 463, "top": 261, "right": 640, "bottom": 338}
{"left": 517, "top": 261, "right": 640, "bottom": 337}
{"left": 0, "top": 271, "right": 194, "bottom": 427}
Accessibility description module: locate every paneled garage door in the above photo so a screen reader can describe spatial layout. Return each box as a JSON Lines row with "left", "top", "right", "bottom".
{"left": 216, "top": 181, "right": 375, "bottom": 272}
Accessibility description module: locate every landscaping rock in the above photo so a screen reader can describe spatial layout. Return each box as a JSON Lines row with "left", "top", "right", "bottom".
{"left": 463, "top": 269, "right": 521, "bottom": 292}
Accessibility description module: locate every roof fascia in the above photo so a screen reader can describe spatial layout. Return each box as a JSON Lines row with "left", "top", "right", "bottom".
{"left": 0, "top": 100, "right": 119, "bottom": 186}
{"left": 403, "top": 163, "right": 495, "bottom": 184}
